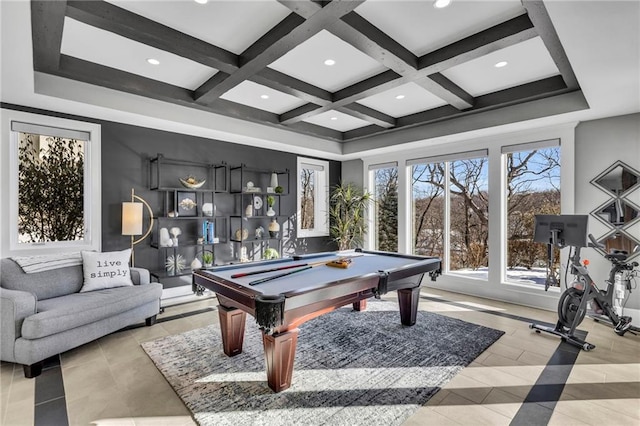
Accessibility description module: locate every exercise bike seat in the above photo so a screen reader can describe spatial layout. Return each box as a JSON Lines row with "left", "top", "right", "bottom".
{"left": 606, "top": 251, "right": 628, "bottom": 262}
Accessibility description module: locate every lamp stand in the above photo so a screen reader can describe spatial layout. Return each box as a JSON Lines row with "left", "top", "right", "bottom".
{"left": 128, "top": 188, "right": 154, "bottom": 267}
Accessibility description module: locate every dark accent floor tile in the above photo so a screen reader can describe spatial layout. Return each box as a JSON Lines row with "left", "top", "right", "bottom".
{"left": 35, "top": 397, "right": 68, "bottom": 426}
{"left": 35, "top": 365, "right": 65, "bottom": 404}
{"left": 509, "top": 402, "right": 554, "bottom": 426}
{"left": 524, "top": 383, "right": 566, "bottom": 403}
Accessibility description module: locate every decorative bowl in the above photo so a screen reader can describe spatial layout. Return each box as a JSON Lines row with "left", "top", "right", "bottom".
{"left": 179, "top": 176, "right": 206, "bottom": 189}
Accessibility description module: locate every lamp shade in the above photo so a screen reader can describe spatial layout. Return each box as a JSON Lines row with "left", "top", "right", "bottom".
{"left": 122, "top": 202, "right": 143, "bottom": 236}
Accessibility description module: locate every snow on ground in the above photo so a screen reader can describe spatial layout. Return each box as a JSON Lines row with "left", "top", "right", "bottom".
{"left": 448, "top": 267, "right": 549, "bottom": 285}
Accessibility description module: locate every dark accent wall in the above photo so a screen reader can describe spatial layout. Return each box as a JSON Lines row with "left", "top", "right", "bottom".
{"left": 2, "top": 103, "right": 340, "bottom": 280}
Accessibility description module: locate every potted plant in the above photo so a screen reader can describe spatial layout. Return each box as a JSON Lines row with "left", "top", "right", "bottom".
{"left": 266, "top": 195, "right": 276, "bottom": 216}
{"left": 264, "top": 247, "right": 279, "bottom": 260}
{"left": 202, "top": 251, "right": 214, "bottom": 268}
{"left": 330, "top": 181, "right": 372, "bottom": 251}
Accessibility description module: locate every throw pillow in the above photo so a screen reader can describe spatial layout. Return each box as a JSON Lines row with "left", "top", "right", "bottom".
{"left": 80, "top": 249, "right": 133, "bottom": 292}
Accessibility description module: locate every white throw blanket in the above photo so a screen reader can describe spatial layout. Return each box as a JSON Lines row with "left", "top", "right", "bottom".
{"left": 11, "top": 252, "right": 83, "bottom": 274}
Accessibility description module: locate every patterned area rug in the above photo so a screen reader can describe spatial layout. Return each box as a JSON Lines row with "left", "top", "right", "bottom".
{"left": 142, "top": 300, "right": 504, "bottom": 426}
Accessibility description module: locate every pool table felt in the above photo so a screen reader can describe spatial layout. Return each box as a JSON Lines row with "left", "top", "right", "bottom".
{"left": 200, "top": 253, "right": 436, "bottom": 296}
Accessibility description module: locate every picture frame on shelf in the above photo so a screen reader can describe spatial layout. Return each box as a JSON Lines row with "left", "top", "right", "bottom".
{"left": 177, "top": 191, "right": 197, "bottom": 217}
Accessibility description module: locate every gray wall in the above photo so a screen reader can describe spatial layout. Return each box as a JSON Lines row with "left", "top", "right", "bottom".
{"left": 575, "top": 113, "right": 640, "bottom": 311}
{"left": 2, "top": 103, "right": 340, "bottom": 281}
{"left": 341, "top": 159, "right": 364, "bottom": 187}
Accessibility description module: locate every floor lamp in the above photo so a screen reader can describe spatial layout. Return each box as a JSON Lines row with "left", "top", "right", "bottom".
{"left": 122, "top": 188, "right": 154, "bottom": 267}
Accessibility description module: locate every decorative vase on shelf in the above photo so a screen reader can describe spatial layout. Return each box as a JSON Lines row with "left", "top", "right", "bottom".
{"left": 159, "top": 228, "right": 172, "bottom": 247}
{"left": 268, "top": 218, "right": 280, "bottom": 238}
{"left": 245, "top": 204, "right": 253, "bottom": 217}
{"left": 266, "top": 206, "right": 275, "bottom": 217}
{"left": 270, "top": 172, "right": 278, "bottom": 189}
{"left": 202, "top": 203, "right": 214, "bottom": 217}
{"left": 190, "top": 258, "right": 202, "bottom": 270}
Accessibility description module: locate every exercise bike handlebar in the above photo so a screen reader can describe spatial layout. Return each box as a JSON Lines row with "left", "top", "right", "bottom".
{"left": 588, "top": 233, "right": 603, "bottom": 250}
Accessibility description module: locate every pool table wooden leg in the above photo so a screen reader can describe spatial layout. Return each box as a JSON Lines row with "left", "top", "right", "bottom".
{"left": 352, "top": 299, "right": 367, "bottom": 311}
{"left": 218, "top": 305, "right": 246, "bottom": 357}
{"left": 397, "top": 286, "right": 421, "bottom": 326}
{"left": 262, "top": 328, "right": 299, "bottom": 392}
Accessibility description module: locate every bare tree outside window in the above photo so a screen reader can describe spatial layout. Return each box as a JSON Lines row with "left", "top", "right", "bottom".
{"left": 449, "top": 158, "right": 490, "bottom": 272}
{"left": 409, "top": 145, "right": 560, "bottom": 286}
{"left": 410, "top": 156, "right": 489, "bottom": 276}
{"left": 373, "top": 167, "right": 398, "bottom": 252}
{"left": 506, "top": 147, "right": 561, "bottom": 285}
{"left": 300, "top": 168, "right": 315, "bottom": 230}
{"left": 18, "top": 132, "right": 85, "bottom": 243}
{"left": 412, "top": 163, "right": 445, "bottom": 260}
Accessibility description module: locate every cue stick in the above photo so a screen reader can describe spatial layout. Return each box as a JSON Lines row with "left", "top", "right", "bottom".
{"left": 246, "top": 253, "right": 364, "bottom": 286}
{"left": 231, "top": 253, "right": 363, "bottom": 279}
{"left": 248, "top": 265, "right": 313, "bottom": 286}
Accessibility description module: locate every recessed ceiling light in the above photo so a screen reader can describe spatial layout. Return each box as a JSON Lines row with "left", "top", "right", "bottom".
{"left": 324, "top": 59, "right": 336, "bottom": 66}
{"left": 433, "top": 0, "right": 452, "bottom": 9}
{"left": 494, "top": 61, "right": 508, "bottom": 68}
{"left": 146, "top": 58, "right": 160, "bottom": 65}
{"left": 194, "top": 0, "right": 208, "bottom": 4}
{"left": 260, "top": 94, "right": 269, "bottom": 99}
{"left": 395, "top": 94, "right": 405, "bottom": 100}
{"left": 330, "top": 116, "right": 338, "bottom": 121}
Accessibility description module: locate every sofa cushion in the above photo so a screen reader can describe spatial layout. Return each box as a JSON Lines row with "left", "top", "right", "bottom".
{"left": 21, "top": 283, "right": 163, "bottom": 339}
{"left": 81, "top": 249, "right": 133, "bottom": 292}
{"left": 0, "top": 258, "right": 83, "bottom": 301}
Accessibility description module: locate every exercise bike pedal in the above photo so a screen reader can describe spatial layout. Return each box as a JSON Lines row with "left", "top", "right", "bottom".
{"left": 614, "top": 317, "right": 633, "bottom": 336}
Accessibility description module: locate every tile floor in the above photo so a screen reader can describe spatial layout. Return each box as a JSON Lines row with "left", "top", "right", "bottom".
{"left": 1, "top": 287, "right": 639, "bottom": 425}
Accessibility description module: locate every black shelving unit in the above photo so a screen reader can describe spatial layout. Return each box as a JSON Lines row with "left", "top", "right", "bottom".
{"left": 229, "top": 165, "right": 289, "bottom": 262}
{"left": 148, "top": 154, "right": 228, "bottom": 279}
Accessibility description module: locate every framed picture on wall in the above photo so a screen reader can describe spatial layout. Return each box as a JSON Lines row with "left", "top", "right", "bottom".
{"left": 177, "top": 191, "right": 197, "bottom": 217}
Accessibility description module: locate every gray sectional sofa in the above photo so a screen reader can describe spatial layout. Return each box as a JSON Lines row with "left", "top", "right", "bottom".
{"left": 0, "top": 257, "right": 163, "bottom": 378}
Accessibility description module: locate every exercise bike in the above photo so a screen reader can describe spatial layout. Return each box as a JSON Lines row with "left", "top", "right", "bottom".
{"left": 529, "top": 215, "right": 639, "bottom": 351}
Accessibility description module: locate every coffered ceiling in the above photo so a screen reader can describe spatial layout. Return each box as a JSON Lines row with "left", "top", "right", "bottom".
{"left": 2, "top": 1, "right": 637, "bottom": 158}
{"left": 29, "top": 0, "right": 583, "bottom": 142}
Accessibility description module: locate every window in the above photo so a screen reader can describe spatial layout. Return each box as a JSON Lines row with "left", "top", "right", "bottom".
{"left": 1, "top": 109, "right": 101, "bottom": 256}
{"left": 409, "top": 150, "right": 489, "bottom": 279}
{"left": 503, "top": 141, "right": 561, "bottom": 286}
{"left": 411, "top": 162, "right": 445, "bottom": 260}
{"left": 297, "top": 157, "right": 329, "bottom": 237}
{"left": 370, "top": 163, "right": 398, "bottom": 251}
{"left": 449, "top": 156, "right": 489, "bottom": 276}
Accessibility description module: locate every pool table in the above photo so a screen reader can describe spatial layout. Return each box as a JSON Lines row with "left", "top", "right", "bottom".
{"left": 192, "top": 249, "right": 441, "bottom": 392}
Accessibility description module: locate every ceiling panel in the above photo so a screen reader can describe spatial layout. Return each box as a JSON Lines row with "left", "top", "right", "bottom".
{"left": 356, "top": 0, "right": 525, "bottom": 56}
{"left": 105, "top": 0, "right": 290, "bottom": 55}
{"left": 30, "top": 0, "right": 589, "bottom": 144}
{"left": 303, "top": 110, "right": 372, "bottom": 132}
{"left": 61, "top": 17, "right": 217, "bottom": 90}
{"left": 441, "top": 37, "right": 560, "bottom": 97}
{"left": 356, "top": 82, "right": 447, "bottom": 118}
{"left": 268, "top": 30, "right": 388, "bottom": 92}
{"left": 220, "top": 80, "right": 306, "bottom": 114}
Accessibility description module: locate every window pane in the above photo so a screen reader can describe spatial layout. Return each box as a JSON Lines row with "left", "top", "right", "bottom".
{"left": 18, "top": 132, "right": 85, "bottom": 243}
{"left": 373, "top": 167, "right": 398, "bottom": 251}
{"left": 412, "top": 162, "right": 445, "bottom": 259}
{"left": 506, "top": 147, "right": 561, "bottom": 285}
{"left": 297, "top": 157, "right": 329, "bottom": 238}
{"left": 300, "top": 168, "right": 315, "bottom": 230}
{"left": 449, "top": 157, "right": 489, "bottom": 277}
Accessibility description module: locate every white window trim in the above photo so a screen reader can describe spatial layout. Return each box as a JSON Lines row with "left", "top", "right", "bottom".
{"left": 1, "top": 109, "right": 101, "bottom": 257}
{"left": 296, "top": 156, "right": 329, "bottom": 238}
